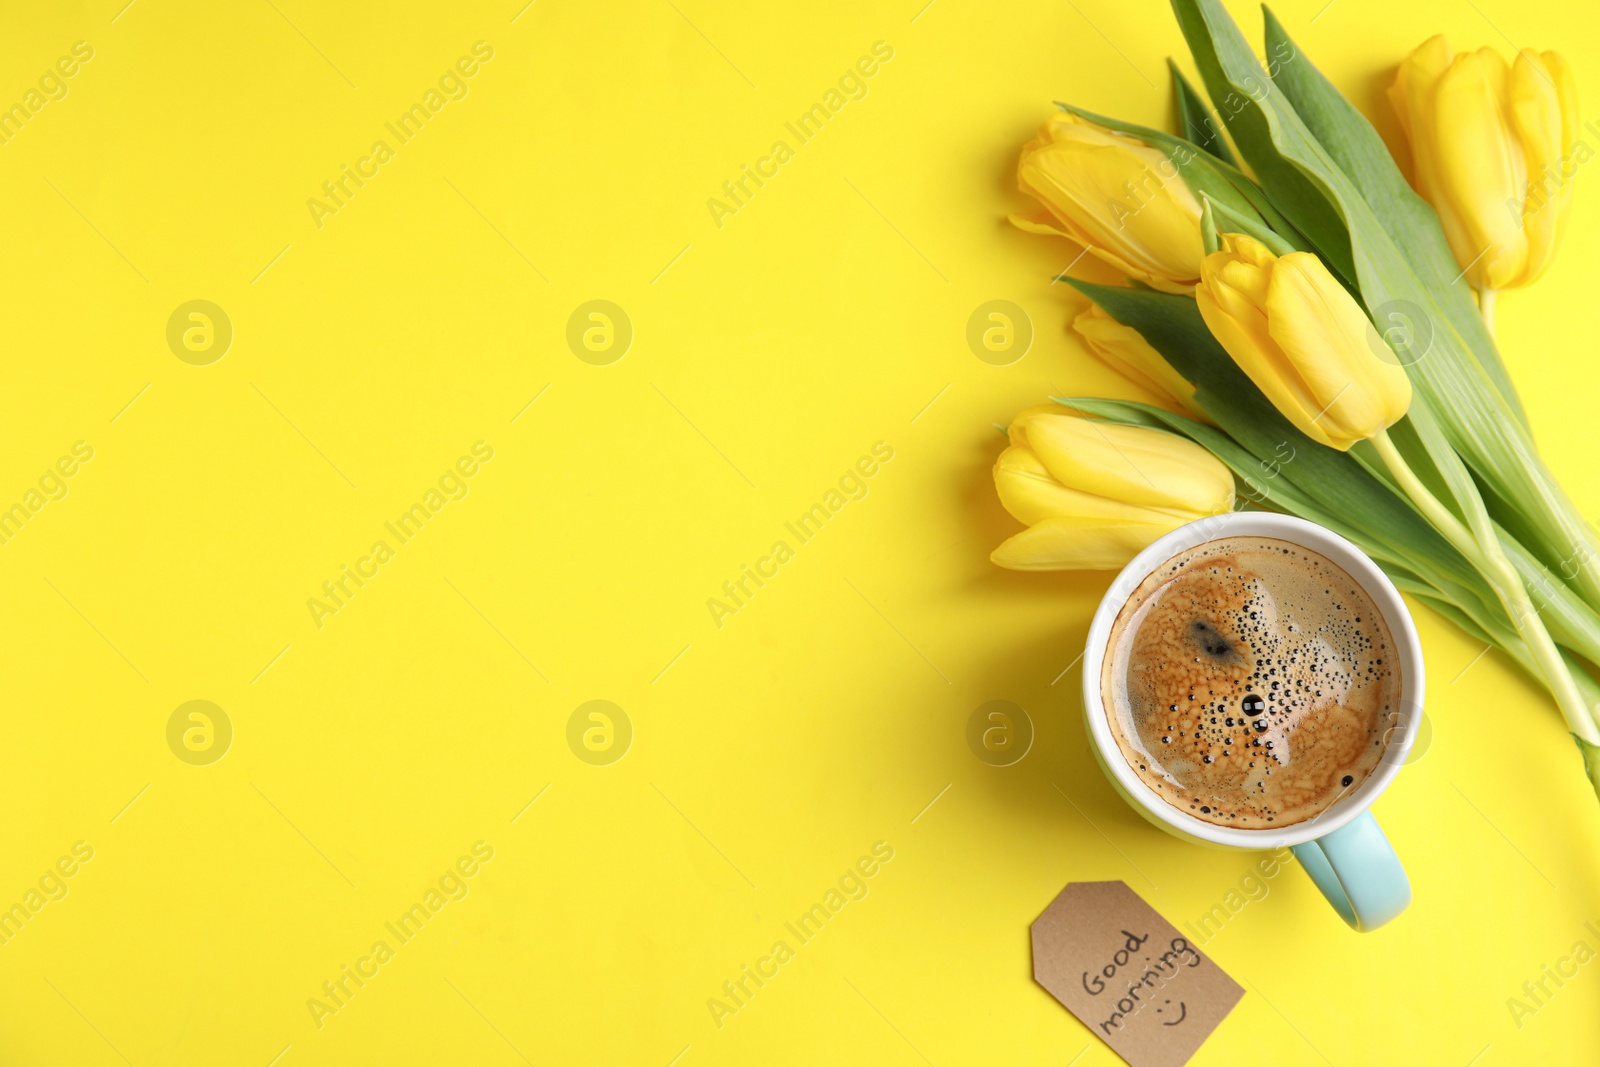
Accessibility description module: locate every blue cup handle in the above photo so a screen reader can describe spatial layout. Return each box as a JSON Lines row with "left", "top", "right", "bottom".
{"left": 1289, "top": 810, "right": 1411, "bottom": 932}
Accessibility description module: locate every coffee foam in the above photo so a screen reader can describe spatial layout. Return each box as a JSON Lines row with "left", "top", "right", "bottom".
{"left": 1101, "top": 536, "right": 1400, "bottom": 829}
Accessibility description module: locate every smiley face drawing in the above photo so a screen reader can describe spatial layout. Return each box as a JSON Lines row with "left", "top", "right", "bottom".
{"left": 1156, "top": 999, "right": 1187, "bottom": 1026}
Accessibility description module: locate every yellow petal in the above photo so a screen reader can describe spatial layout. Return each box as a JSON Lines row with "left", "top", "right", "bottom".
{"left": 1072, "top": 305, "right": 1211, "bottom": 423}
{"left": 1008, "top": 211, "right": 1071, "bottom": 238}
{"left": 1391, "top": 36, "right": 1577, "bottom": 290}
{"left": 990, "top": 515, "right": 1182, "bottom": 571}
{"left": 1012, "top": 411, "right": 1235, "bottom": 514}
{"left": 1508, "top": 49, "right": 1577, "bottom": 284}
{"left": 1016, "top": 114, "right": 1204, "bottom": 291}
{"left": 1004, "top": 403, "right": 1073, "bottom": 452}
{"left": 1197, "top": 279, "right": 1339, "bottom": 450}
{"left": 1210, "top": 255, "right": 1271, "bottom": 316}
{"left": 1199, "top": 241, "right": 1334, "bottom": 449}
{"left": 1198, "top": 239, "right": 1317, "bottom": 426}
{"left": 1390, "top": 35, "right": 1454, "bottom": 148}
{"left": 1432, "top": 49, "right": 1529, "bottom": 288}
{"left": 994, "top": 444, "right": 1195, "bottom": 527}
{"left": 1392, "top": 37, "right": 1484, "bottom": 283}
{"left": 1264, "top": 253, "right": 1411, "bottom": 447}
{"left": 1388, "top": 55, "right": 1415, "bottom": 143}
{"left": 1212, "top": 233, "right": 1275, "bottom": 299}
{"left": 1547, "top": 50, "right": 1581, "bottom": 158}
{"left": 1226, "top": 232, "right": 1279, "bottom": 271}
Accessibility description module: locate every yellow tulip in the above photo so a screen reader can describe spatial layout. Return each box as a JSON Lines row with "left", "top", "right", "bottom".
{"left": 1388, "top": 35, "right": 1580, "bottom": 291}
{"left": 1011, "top": 113, "right": 1205, "bottom": 294}
{"left": 991, "top": 406, "right": 1234, "bottom": 571}
{"left": 1196, "top": 233, "right": 1412, "bottom": 452}
{"left": 1072, "top": 303, "right": 1212, "bottom": 424}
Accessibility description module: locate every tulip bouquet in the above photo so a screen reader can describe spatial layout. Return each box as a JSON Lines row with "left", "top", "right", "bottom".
{"left": 994, "top": 0, "right": 1600, "bottom": 804}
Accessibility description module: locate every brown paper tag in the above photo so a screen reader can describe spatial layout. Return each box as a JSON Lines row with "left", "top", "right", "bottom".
{"left": 1032, "top": 881, "right": 1243, "bottom": 1067}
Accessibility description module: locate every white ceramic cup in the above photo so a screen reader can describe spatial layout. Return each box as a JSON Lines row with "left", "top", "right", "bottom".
{"left": 1081, "top": 512, "right": 1424, "bottom": 931}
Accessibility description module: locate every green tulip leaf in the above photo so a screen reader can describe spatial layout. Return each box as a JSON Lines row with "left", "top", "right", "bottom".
{"left": 1167, "top": 0, "right": 1600, "bottom": 621}
{"left": 1259, "top": 6, "right": 1526, "bottom": 427}
{"left": 1166, "top": 0, "right": 1355, "bottom": 280}
{"left": 1169, "top": 58, "right": 1236, "bottom": 165}
{"left": 1499, "top": 531, "right": 1600, "bottom": 671}
{"left": 1576, "top": 735, "right": 1600, "bottom": 807}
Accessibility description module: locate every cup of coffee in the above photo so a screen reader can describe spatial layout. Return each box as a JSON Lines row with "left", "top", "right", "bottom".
{"left": 1081, "top": 512, "right": 1423, "bottom": 931}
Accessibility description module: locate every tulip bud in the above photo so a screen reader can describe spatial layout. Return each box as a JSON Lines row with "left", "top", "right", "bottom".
{"left": 991, "top": 407, "right": 1234, "bottom": 571}
{"left": 1388, "top": 35, "right": 1581, "bottom": 291}
{"left": 1196, "top": 233, "right": 1412, "bottom": 452}
{"left": 1072, "top": 304, "right": 1212, "bottom": 424}
{"left": 1011, "top": 113, "right": 1205, "bottom": 294}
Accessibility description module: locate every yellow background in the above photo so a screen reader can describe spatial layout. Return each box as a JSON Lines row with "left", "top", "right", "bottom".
{"left": 2, "top": 0, "right": 1597, "bottom": 1063}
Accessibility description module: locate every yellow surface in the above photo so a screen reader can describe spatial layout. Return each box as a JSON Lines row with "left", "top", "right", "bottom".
{"left": 2, "top": 0, "right": 1597, "bottom": 1064}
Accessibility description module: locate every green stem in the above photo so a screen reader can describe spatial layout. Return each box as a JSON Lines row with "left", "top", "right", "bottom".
{"left": 1199, "top": 193, "right": 1297, "bottom": 256}
{"left": 1499, "top": 527, "right": 1600, "bottom": 670}
{"left": 1200, "top": 200, "right": 1219, "bottom": 256}
{"left": 1373, "top": 431, "right": 1599, "bottom": 744}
